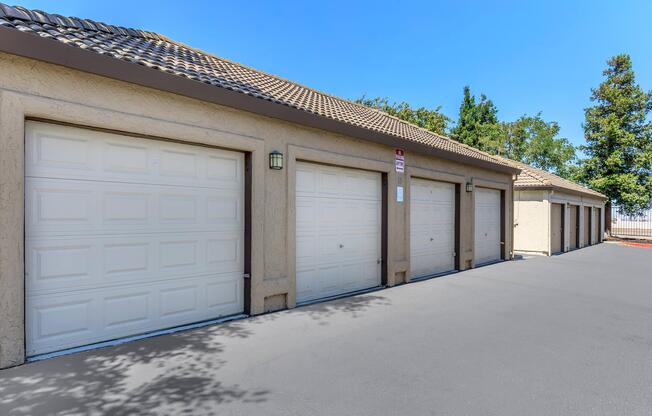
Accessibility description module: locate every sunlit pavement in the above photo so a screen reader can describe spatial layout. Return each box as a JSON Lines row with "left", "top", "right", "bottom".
{"left": 1, "top": 243, "right": 651, "bottom": 416}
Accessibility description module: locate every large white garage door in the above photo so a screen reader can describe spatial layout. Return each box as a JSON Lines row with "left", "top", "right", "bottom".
{"left": 474, "top": 187, "right": 502, "bottom": 265}
{"left": 410, "top": 179, "right": 456, "bottom": 279}
{"left": 25, "top": 122, "right": 244, "bottom": 356}
{"left": 295, "top": 162, "right": 381, "bottom": 303}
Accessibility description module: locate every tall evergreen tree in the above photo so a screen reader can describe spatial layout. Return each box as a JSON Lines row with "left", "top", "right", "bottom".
{"left": 578, "top": 54, "right": 652, "bottom": 213}
{"left": 450, "top": 86, "right": 499, "bottom": 149}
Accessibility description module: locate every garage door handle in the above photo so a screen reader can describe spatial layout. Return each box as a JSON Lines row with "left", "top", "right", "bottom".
{"left": 430, "top": 238, "right": 434, "bottom": 241}
{"left": 339, "top": 244, "right": 344, "bottom": 248}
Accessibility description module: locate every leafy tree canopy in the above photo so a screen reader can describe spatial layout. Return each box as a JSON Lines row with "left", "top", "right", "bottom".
{"left": 501, "top": 114, "right": 577, "bottom": 177}
{"left": 356, "top": 89, "right": 578, "bottom": 179}
{"left": 450, "top": 87, "right": 576, "bottom": 176}
{"left": 576, "top": 54, "right": 652, "bottom": 214}
{"left": 355, "top": 96, "right": 450, "bottom": 135}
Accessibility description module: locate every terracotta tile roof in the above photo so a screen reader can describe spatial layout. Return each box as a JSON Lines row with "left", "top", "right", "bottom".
{"left": 0, "top": 3, "right": 514, "bottom": 170}
{"left": 498, "top": 157, "right": 607, "bottom": 199}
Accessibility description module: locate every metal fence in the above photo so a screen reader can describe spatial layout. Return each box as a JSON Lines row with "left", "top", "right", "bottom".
{"left": 611, "top": 205, "right": 652, "bottom": 238}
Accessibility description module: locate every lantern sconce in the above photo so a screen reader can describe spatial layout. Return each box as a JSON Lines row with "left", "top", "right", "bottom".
{"left": 269, "top": 150, "right": 283, "bottom": 170}
{"left": 465, "top": 182, "right": 474, "bottom": 193}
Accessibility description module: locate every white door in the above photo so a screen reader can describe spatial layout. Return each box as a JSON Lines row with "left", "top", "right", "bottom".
{"left": 551, "top": 203, "right": 564, "bottom": 254}
{"left": 410, "top": 179, "right": 456, "bottom": 279}
{"left": 295, "top": 162, "right": 381, "bottom": 303}
{"left": 25, "top": 122, "right": 244, "bottom": 356}
{"left": 474, "top": 187, "right": 502, "bottom": 265}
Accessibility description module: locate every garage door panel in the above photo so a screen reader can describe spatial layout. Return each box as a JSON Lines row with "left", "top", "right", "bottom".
{"left": 318, "top": 235, "right": 341, "bottom": 258}
{"left": 474, "top": 188, "right": 502, "bottom": 265}
{"left": 318, "top": 171, "right": 340, "bottom": 195}
{"left": 27, "top": 269, "right": 244, "bottom": 355}
{"left": 296, "top": 269, "right": 317, "bottom": 300}
{"left": 316, "top": 199, "right": 342, "bottom": 226}
{"left": 206, "top": 279, "right": 241, "bottom": 310}
{"left": 103, "top": 291, "right": 152, "bottom": 331}
{"left": 27, "top": 179, "right": 242, "bottom": 237}
{"left": 411, "top": 230, "right": 433, "bottom": 249}
{"left": 206, "top": 237, "right": 240, "bottom": 268}
{"left": 343, "top": 174, "right": 379, "bottom": 198}
{"left": 159, "top": 148, "right": 199, "bottom": 179}
{"left": 26, "top": 122, "right": 244, "bottom": 356}
{"left": 343, "top": 201, "right": 380, "bottom": 227}
{"left": 319, "top": 265, "right": 343, "bottom": 294}
{"left": 27, "top": 241, "right": 95, "bottom": 288}
{"left": 158, "top": 193, "right": 198, "bottom": 224}
{"left": 159, "top": 285, "right": 200, "bottom": 320}
{"left": 410, "top": 179, "right": 456, "bottom": 279}
{"left": 594, "top": 209, "right": 601, "bottom": 243}
{"left": 340, "top": 263, "right": 365, "bottom": 290}
{"left": 28, "top": 233, "right": 242, "bottom": 294}
{"left": 583, "top": 207, "right": 591, "bottom": 246}
{"left": 410, "top": 203, "right": 432, "bottom": 226}
{"left": 35, "top": 299, "right": 93, "bottom": 339}
{"left": 295, "top": 235, "right": 317, "bottom": 265}
{"left": 296, "top": 168, "right": 317, "bottom": 194}
{"left": 569, "top": 206, "right": 579, "bottom": 250}
{"left": 26, "top": 122, "right": 243, "bottom": 189}
{"left": 27, "top": 295, "right": 96, "bottom": 352}
{"left": 104, "top": 191, "right": 151, "bottom": 223}
{"left": 27, "top": 128, "right": 95, "bottom": 171}
{"left": 344, "top": 232, "right": 379, "bottom": 257}
{"left": 26, "top": 182, "right": 95, "bottom": 230}
{"left": 296, "top": 162, "right": 381, "bottom": 303}
{"left": 103, "top": 141, "right": 150, "bottom": 175}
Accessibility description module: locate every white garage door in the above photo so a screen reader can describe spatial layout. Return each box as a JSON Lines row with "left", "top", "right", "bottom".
{"left": 474, "top": 187, "right": 502, "bottom": 265}
{"left": 410, "top": 179, "right": 456, "bottom": 279}
{"left": 25, "top": 122, "right": 244, "bottom": 356}
{"left": 295, "top": 162, "right": 381, "bottom": 303}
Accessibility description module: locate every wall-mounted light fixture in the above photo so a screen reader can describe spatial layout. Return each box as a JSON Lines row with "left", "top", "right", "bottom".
{"left": 269, "top": 150, "right": 283, "bottom": 170}
{"left": 465, "top": 182, "right": 474, "bottom": 193}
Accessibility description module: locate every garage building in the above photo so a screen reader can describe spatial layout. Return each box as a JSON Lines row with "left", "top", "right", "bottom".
{"left": 0, "top": 4, "right": 519, "bottom": 367}
{"left": 508, "top": 160, "right": 607, "bottom": 256}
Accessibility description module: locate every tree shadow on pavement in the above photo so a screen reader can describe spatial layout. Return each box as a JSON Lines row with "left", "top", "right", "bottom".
{"left": 295, "top": 293, "right": 391, "bottom": 325}
{"left": 0, "top": 292, "right": 392, "bottom": 414}
{"left": 0, "top": 322, "right": 268, "bottom": 416}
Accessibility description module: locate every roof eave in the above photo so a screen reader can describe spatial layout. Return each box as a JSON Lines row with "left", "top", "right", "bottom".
{"left": 549, "top": 185, "right": 608, "bottom": 201}
{"left": 514, "top": 184, "right": 607, "bottom": 201}
{"left": 0, "top": 26, "right": 519, "bottom": 175}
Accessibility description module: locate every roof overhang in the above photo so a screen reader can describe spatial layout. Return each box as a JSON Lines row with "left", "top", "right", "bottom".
{"left": 515, "top": 185, "right": 608, "bottom": 201}
{"left": 0, "top": 26, "right": 520, "bottom": 175}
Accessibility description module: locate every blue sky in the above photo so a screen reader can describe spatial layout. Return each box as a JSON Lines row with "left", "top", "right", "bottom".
{"left": 17, "top": 1, "right": 652, "bottom": 148}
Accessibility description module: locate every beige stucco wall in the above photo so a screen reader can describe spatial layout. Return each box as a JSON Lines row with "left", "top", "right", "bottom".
{"left": 514, "top": 188, "right": 605, "bottom": 256}
{"left": 0, "top": 52, "right": 514, "bottom": 368}
{"left": 551, "top": 191, "right": 605, "bottom": 249}
{"left": 514, "top": 190, "right": 550, "bottom": 255}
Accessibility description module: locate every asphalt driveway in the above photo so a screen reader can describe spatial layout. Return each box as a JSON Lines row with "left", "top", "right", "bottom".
{"left": 1, "top": 242, "right": 651, "bottom": 415}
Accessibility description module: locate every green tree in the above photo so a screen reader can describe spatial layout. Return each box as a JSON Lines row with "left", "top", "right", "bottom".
{"left": 450, "top": 87, "right": 576, "bottom": 176}
{"left": 357, "top": 89, "right": 578, "bottom": 180}
{"left": 577, "top": 54, "right": 652, "bottom": 213}
{"left": 502, "top": 114, "right": 576, "bottom": 176}
{"left": 450, "top": 86, "right": 499, "bottom": 149}
{"left": 355, "top": 96, "right": 450, "bottom": 135}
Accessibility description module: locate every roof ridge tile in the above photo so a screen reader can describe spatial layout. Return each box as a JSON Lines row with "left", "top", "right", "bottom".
{"left": 496, "top": 156, "right": 606, "bottom": 199}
